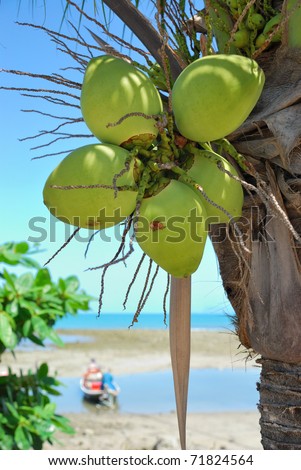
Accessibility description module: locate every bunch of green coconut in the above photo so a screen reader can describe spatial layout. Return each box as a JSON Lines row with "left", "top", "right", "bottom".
{"left": 225, "top": 0, "right": 283, "bottom": 51}
{"left": 209, "top": 0, "right": 301, "bottom": 55}
{"left": 43, "top": 53, "right": 265, "bottom": 278}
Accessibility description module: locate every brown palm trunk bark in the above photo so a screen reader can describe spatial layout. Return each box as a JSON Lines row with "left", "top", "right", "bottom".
{"left": 258, "top": 358, "right": 301, "bottom": 449}
{"left": 211, "top": 45, "right": 301, "bottom": 449}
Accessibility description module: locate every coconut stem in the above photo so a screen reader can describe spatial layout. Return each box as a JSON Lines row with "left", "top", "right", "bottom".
{"left": 286, "top": 0, "right": 301, "bottom": 48}
{"left": 204, "top": 0, "right": 239, "bottom": 54}
{"left": 169, "top": 275, "right": 191, "bottom": 450}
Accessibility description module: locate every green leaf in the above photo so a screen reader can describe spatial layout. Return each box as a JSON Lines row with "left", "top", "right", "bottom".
{"left": 0, "top": 426, "right": 14, "bottom": 450}
{"left": 58, "top": 278, "right": 66, "bottom": 292}
{"left": 37, "top": 363, "right": 49, "bottom": 379}
{"left": 27, "top": 334, "right": 45, "bottom": 347}
{"left": 65, "top": 299, "right": 78, "bottom": 314}
{"left": 5, "top": 300, "right": 19, "bottom": 316}
{"left": 35, "top": 268, "right": 52, "bottom": 287}
{"left": 45, "top": 308, "right": 65, "bottom": 317}
{"left": 30, "top": 405, "right": 44, "bottom": 418}
{"left": 18, "top": 298, "right": 37, "bottom": 314}
{"left": 20, "top": 257, "right": 41, "bottom": 270}
{"left": 5, "top": 401, "right": 20, "bottom": 420}
{"left": 31, "top": 316, "right": 50, "bottom": 340}
{"left": 46, "top": 329, "right": 64, "bottom": 347}
{"left": 41, "top": 294, "right": 63, "bottom": 305}
{"left": 41, "top": 376, "right": 61, "bottom": 388}
{"left": 15, "top": 242, "right": 29, "bottom": 254}
{"left": 0, "top": 313, "right": 17, "bottom": 349}
{"left": 0, "top": 414, "right": 8, "bottom": 425}
{"left": 15, "top": 272, "right": 34, "bottom": 292}
{"left": 18, "top": 406, "right": 35, "bottom": 415}
{"left": 15, "top": 425, "right": 31, "bottom": 450}
{"left": 51, "top": 415, "right": 75, "bottom": 435}
{"left": 22, "top": 319, "right": 32, "bottom": 337}
{"left": 0, "top": 250, "right": 20, "bottom": 265}
{"left": 42, "top": 403, "right": 56, "bottom": 419}
{"left": 42, "top": 387, "right": 61, "bottom": 396}
{"left": 2, "top": 269, "right": 16, "bottom": 291}
{"left": 29, "top": 419, "right": 53, "bottom": 440}
{"left": 0, "top": 242, "right": 36, "bottom": 268}
{"left": 65, "top": 275, "right": 79, "bottom": 292}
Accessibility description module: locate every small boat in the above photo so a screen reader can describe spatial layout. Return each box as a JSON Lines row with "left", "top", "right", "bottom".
{"left": 80, "top": 365, "right": 120, "bottom": 407}
{"left": 80, "top": 377, "right": 107, "bottom": 402}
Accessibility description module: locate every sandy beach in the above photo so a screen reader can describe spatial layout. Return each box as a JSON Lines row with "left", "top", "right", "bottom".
{"left": 2, "top": 329, "right": 262, "bottom": 450}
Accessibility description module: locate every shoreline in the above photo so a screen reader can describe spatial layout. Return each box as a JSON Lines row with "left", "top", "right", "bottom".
{"left": 2, "top": 328, "right": 257, "bottom": 377}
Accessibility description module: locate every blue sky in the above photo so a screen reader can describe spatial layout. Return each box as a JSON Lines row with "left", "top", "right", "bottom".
{"left": 0, "top": 0, "right": 234, "bottom": 316}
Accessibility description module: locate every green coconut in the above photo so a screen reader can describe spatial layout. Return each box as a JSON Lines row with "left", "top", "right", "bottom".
{"left": 135, "top": 180, "right": 208, "bottom": 278}
{"left": 81, "top": 55, "right": 163, "bottom": 148}
{"left": 187, "top": 149, "right": 243, "bottom": 224}
{"left": 246, "top": 13, "right": 265, "bottom": 30}
{"left": 232, "top": 29, "right": 250, "bottom": 48}
{"left": 43, "top": 144, "right": 139, "bottom": 229}
{"left": 172, "top": 54, "right": 265, "bottom": 142}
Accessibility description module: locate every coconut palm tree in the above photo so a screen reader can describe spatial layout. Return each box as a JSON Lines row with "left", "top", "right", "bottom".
{"left": 3, "top": 0, "right": 301, "bottom": 450}
{"left": 89, "top": 0, "right": 301, "bottom": 450}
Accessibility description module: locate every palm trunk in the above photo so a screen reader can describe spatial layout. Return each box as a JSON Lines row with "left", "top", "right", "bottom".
{"left": 210, "top": 44, "right": 301, "bottom": 448}
{"left": 258, "top": 358, "right": 301, "bottom": 449}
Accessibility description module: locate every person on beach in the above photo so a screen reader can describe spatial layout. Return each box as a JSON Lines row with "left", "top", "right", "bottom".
{"left": 101, "top": 369, "right": 120, "bottom": 405}
{"left": 87, "top": 358, "right": 101, "bottom": 373}
{"left": 102, "top": 370, "right": 119, "bottom": 394}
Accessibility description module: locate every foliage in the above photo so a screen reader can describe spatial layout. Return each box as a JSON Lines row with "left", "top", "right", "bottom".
{"left": 0, "top": 241, "right": 92, "bottom": 355}
{"left": 0, "top": 364, "right": 73, "bottom": 450}
{"left": 0, "top": 241, "right": 40, "bottom": 269}
{"left": 0, "top": 241, "right": 93, "bottom": 449}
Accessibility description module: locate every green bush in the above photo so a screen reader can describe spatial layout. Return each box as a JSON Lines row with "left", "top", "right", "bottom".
{"left": 0, "top": 241, "right": 93, "bottom": 449}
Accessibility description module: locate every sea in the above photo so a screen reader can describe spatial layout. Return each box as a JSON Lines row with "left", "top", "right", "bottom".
{"left": 55, "top": 312, "right": 235, "bottom": 332}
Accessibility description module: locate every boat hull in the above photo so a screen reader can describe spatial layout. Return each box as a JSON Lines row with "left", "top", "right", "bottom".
{"left": 80, "top": 379, "right": 107, "bottom": 401}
